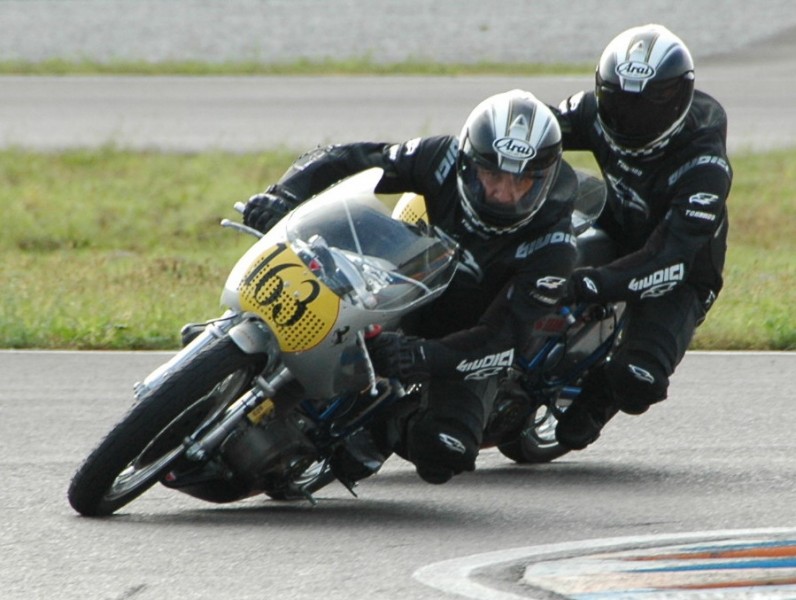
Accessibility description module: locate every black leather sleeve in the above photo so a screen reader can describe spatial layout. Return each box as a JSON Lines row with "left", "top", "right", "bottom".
{"left": 550, "top": 91, "right": 594, "bottom": 151}
{"left": 595, "top": 164, "right": 730, "bottom": 302}
{"left": 274, "top": 142, "right": 394, "bottom": 202}
{"left": 423, "top": 217, "right": 578, "bottom": 381}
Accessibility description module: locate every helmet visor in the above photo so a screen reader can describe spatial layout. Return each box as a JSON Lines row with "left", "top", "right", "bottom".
{"left": 460, "top": 159, "right": 557, "bottom": 226}
{"left": 597, "top": 76, "right": 694, "bottom": 148}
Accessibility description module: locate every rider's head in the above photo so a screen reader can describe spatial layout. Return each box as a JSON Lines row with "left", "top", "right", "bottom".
{"left": 595, "top": 23, "right": 695, "bottom": 158}
{"left": 456, "top": 89, "right": 562, "bottom": 235}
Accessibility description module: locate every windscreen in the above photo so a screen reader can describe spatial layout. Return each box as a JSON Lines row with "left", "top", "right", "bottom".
{"left": 286, "top": 192, "right": 457, "bottom": 310}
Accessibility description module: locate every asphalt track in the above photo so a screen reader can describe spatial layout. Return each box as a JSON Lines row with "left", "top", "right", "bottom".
{"left": 1, "top": 0, "right": 795, "bottom": 156}
{"left": 1, "top": 351, "right": 794, "bottom": 599}
{"left": 0, "top": 38, "right": 795, "bottom": 154}
{"left": 2, "top": 19, "right": 796, "bottom": 600}
{"left": 0, "top": 56, "right": 796, "bottom": 152}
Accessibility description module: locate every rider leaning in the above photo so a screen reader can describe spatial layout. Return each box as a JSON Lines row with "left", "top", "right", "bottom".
{"left": 243, "top": 90, "right": 578, "bottom": 484}
{"left": 551, "top": 24, "right": 732, "bottom": 449}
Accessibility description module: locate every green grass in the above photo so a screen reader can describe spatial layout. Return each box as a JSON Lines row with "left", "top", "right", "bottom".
{"left": 0, "top": 58, "right": 592, "bottom": 77}
{"left": 690, "top": 151, "right": 796, "bottom": 350}
{"left": 1, "top": 147, "right": 793, "bottom": 350}
{"left": 1, "top": 149, "right": 290, "bottom": 349}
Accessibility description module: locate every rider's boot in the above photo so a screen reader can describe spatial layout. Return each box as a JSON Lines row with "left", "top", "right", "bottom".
{"left": 330, "top": 394, "right": 419, "bottom": 484}
{"left": 555, "top": 369, "right": 618, "bottom": 450}
{"left": 330, "top": 428, "right": 389, "bottom": 485}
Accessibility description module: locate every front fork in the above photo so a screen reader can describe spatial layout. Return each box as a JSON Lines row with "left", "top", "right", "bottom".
{"left": 133, "top": 310, "right": 292, "bottom": 461}
{"left": 133, "top": 310, "right": 279, "bottom": 401}
{"left": 183, "top": 364, "right": 294, "bottom": 461}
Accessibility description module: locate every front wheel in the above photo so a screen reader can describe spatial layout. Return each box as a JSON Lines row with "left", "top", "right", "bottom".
{"left": 498, "top": 402, "right": 571, "bottom": 464}
{"left": 67, "top": 338, "right": 265, "bottom": 516}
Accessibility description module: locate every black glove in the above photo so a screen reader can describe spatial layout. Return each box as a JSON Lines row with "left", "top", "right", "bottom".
{"left": 366, "top": 332, "right": 431, "bottom": 383}
{"left": 563, "top": 267, "right": 603, "bottom": 304}
{"left": 242, "top": 185, "right": 298, "bottom": 233}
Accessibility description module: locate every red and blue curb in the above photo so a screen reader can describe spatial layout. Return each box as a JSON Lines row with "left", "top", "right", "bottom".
{"left": 415, "top": 528, "right": 796, "bottom": 599}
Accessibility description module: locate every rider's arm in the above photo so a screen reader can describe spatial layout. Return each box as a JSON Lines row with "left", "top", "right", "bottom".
{"left": 270, "top": 143, "right": 392, "bottom": 202}
{"left": 576, "top": 165, "right": 731, "bottom": 303}
{"left": 550, "top": 92, "right": 594, "bottom": 151}
{"left": 243, "top": 138, "right": 455, "bottom": 233}
{"left": 271, "top": 136, "right": 455, "bottom": 202}
{"left": 421, "top": 217, "right": 578, "bottom": 380}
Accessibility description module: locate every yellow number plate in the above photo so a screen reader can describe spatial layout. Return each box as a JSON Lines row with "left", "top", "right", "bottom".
{"left": 238, "top": 243, "right": 340, "bottom": 352}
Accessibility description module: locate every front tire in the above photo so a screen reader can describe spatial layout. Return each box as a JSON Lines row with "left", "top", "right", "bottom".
{"left": 67, "top": 338, "right": 264, "bottom": 516}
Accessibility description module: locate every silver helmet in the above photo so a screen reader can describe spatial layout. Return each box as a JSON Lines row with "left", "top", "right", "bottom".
{"left": 456, "top": 90, "right": 562, "bottom": 235}
{"left": 596, "top": 24, "right": 695, "bottom": 157}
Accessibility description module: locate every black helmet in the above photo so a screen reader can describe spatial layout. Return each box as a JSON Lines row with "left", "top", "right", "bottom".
{"left": 595, "top": 24, "right": 695, "bottom": 157}
{"left": 456, "top": 90, "right": 562, "bottom": 235}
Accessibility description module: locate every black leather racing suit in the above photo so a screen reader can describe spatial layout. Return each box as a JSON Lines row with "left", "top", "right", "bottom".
{"left": 553, "top": 89, "right": 732, "bottom": 414}
{"left": 270, "top": 135, "right": 578, "bottom": 480}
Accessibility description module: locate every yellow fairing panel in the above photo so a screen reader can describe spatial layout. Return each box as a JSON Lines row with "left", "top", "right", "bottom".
{"left": 392, "top": 193, "right": 429, "bottom": 228}
{"left": 237, "top": 243, "right": 340, "bottom": 352}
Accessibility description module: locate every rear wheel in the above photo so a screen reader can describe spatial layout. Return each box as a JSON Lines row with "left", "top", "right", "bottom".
{"left": 67, "top": 338, "right": 265, "bottom": 516}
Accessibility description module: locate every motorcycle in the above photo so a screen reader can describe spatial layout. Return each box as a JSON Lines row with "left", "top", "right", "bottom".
{"left": 67, "top": 166, "right": 624, "bottom": 516}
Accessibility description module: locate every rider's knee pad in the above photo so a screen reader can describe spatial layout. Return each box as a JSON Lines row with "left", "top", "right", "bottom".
{"left": 605, "top": 351, "right": 669, "bottom": 415}
{"left": 406, "top": 414, "right": 479, "bottom": 480}
{"left": 415, "top": 464, "right": 455, "bottom": 485}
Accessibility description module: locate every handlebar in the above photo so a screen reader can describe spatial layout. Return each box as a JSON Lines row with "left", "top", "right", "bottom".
{"left": 220, "top": 201, "right": 262, "bottom": 238}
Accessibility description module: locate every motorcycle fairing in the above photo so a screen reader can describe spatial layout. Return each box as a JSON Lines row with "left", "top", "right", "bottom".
{"left": 237, "top": 242, "right": 341, "bottom": 353}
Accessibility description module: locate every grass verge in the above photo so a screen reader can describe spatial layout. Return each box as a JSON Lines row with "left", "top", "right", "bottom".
{"left": 1, "top": 147, "right": 793, "bottom": 350}
{"left": 0, "top": 58, "right": 592, "bottom": 77}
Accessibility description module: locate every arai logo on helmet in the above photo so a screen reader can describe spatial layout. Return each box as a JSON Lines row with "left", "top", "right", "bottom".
{"left": 493, "top": 137, "right": 536, "bottom": 160}
{"left": 616, "top": 60, "right": 656, "bottom": 80}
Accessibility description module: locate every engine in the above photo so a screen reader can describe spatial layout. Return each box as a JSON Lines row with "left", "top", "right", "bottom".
{"left": 161, "top": 414, "right": 318, "bottom": 503}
